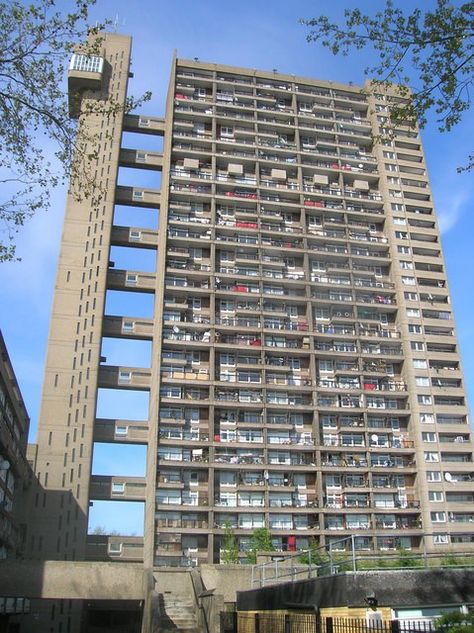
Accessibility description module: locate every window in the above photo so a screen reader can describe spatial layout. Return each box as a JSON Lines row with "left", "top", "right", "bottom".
{"left": 399, "top": 246, "right": 411, "bottom": 255}
{"left": 413, "top": 359, "right": 427, "bottom": 369}
{"left": 407, "top": 309, "right": 420, "bottom": 318}
{"left": 400, "top": 261, "right": 414, "bottom": 270}
{"left": 424, "top": 452, "right": 439, "bottom": 463}
{"left": 393, "top": 217, "right": 406, "bottom": 225}
{"left": 112, "top": 482, "right": 125, "bottom": 495}
{"left": 418, "top": 395, "right": 433, "bottom": 405}
{"left": 411, "top": 341, "right": 424, "bottom": 351}
{"left": 70, "top": 53, "right": 103, "bottom": 74}
{"left": 118, "top": 371, "right": 131, "bottom": 383}
{"left": 429, "top": 491, "right": 444, "bottom": 502}
{"left": 402, "top": 276, "right": 415, "bottom": 286}
{"left": 391, "top": 203, "right": 404, "bottom": 211}
{"left": 238, "top": 371, "right": 261, "bottom": 383}
{"left": 426, "top": 471, "right": 442, "bottom": 482}
{"left": 409, "top": 324, "right": 422, "bottom": 334}
{"left": 299, "top": 101, "right": 313, "bottom": 112}
{"left": 319, "top": 360, "right": 334, "bottom": 372}
{"left": 160, "top": 386, "right": 182, "bottom": 398}
{"left": 383, "top": 151, "right": 395, "bottom": 159}
{"left": 433, "top": 534, "right": 449, "bottom": 545}
{"left": 220, "top": 126, "right": 234, "bottom": 138}
{"left": 108, "top": 542, "right": 123, "bottom": 554}
{"left": 395, "top": 231, "right": 408, "bottom": 240}
{"left": 420, "top": 413, "right": 435, "bottom": 424}
{"left": 220, "top": 300, "right": 235, "bottom": 312}
{"left": 422, "top": 432, "right": 437, "bottom": 443}
{"left": 431, "top": 512, "right": 446, "bottom": 523}
{"left": 163, "top": 310, "right": 181, "bottom": 322}
{"left": 385, "top": 164, "right": 398, "bottom": 172}
{"left": 416, "top": 376, "right": 430, "bottom": 387}
{"left": 314, "top": 308, "right": 330, "bottom": 320}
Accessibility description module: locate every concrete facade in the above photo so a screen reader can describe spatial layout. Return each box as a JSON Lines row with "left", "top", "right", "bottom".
{"left": 0, "top": 331, "right": 31, "bottom": 628}
{"left": 8, "top": 30, "right": 474, "bottom": 632}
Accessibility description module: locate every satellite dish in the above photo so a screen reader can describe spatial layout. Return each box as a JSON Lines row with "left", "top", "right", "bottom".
{"left": 444, "top": 472, "right": 453, "bottom": 482}
{"left": 371, "top": 434, "right": 378, "bottom": 442}
{"left": 172, "top": 325, "right": 180, "bottom": 334}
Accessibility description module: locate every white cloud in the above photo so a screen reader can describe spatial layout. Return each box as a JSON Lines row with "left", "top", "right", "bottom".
{"left": 436, "top": 185, "right": 472, "bottom": 234}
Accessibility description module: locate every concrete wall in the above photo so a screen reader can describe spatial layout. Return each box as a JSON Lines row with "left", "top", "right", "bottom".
{"left": 200, "top": 565, "right": 253, "bottom": 603}
{"left": 0, "top": 561, "right": 145, "bottom": 600}
{"left": 237, "top": 569, "right": 474, "bottom": 612}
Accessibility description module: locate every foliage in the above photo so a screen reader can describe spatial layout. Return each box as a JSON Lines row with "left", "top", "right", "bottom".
{"left": 441, "top": 554, "right": 474, "bottom": 567}
{"left": 301, "top": 0, "right": 474, "bottom": 171}
{"left": 395, "top": 547, "right": 423, "bottom": 568}
{"left": 220, "top": 521, "right": 239, "bottom": 564}
{"left": 0, "top": 0, "right": 150, "bottom": 261}
{"left": 91, "top": 525, "right": 120, "bottom": 536}
{"left": 435, "top": 611, "right": 474, "bottom": 633}
{"left": 246, "top": 527, "right": 274, "bottom": 564}
{"left": 298, "top": 539, "right": 324, "bottom": 565}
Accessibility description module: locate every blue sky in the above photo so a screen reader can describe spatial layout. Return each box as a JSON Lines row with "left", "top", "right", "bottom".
{"left": 1, "top": 0, "right": 473, "bottom": 532}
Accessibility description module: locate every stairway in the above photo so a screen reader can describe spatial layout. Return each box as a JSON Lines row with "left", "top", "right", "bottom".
{"left": 155, "top": 591, "right": 199, "bottom": 633}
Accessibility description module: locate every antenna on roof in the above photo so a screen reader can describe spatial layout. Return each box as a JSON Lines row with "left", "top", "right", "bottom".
{"left": 113, "top": 14, "right": 119, "bottom": 32}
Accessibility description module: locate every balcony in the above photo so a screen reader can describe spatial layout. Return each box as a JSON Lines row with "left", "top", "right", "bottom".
{"left": 156, "top": 517, "right": 209, "bottom": 529}
{"left": 159, "top": 429, "right": 209, "bottom": 442}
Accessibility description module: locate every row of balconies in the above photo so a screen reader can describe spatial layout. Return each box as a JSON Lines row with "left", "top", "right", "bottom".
{"left": 174, "top": 89, "right": 369, "bottom": 117}
{"left": 172, "top": 140, "right": 378, "bottom": 173}
{"left": 326, "top": 517, "right": 421, "bottom": 531}
{"left": 176, "top": 122, "right": 372, "bottom": 146}
{"left": 173, "top": 170, "right": 381, "bottom": 196}
{"left": 154, "top": 467, "right": 413, "bottom": 488}
{"left": 159, "top": 278, "right": 399, "bottom": 300}
{"left": 158, "top": 334, "right": 405, "bottom": 357}
{"left": 171, "top": 171, "right": 383, "bottom": 202}
{"left": 156, "top": 427, "right": 471, "bottom": 450}
{"left": 321, "top": 436, "right": 413, "bottom": 449}
{"left": 177, "top": 71, "right": 367, "bottom": 102}
{"left": 155, "top": 448, "right": 420, "bottom": 469}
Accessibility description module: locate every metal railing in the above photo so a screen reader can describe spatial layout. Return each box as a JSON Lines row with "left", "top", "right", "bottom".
{"left": 251, "top": 534, "right": 474, "bottom": 587}
{"left": 237, "top": 614, "right": 438, "bottom": 633}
